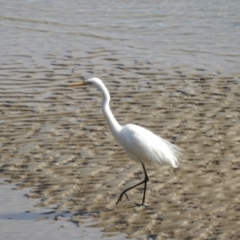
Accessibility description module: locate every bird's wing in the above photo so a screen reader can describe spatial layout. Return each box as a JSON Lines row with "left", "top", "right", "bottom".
{"left": 119, "top": 124, "right": 181, "bottom": 168}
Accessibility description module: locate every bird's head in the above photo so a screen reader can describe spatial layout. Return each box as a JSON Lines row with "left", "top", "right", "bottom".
{"left": 69, "top": 77, "right": 102, "bottom": 87}
{"left": 70, "top": 77, "right": 103, "bottom": 90}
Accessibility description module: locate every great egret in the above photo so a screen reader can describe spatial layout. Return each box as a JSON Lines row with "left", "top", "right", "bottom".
{"left": 70, "top": 78, "right": 182, "bottom": 206}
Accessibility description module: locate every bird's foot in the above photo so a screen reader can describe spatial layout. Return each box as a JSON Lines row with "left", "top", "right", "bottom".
{"left": 116, "top": 192, "right": 129, "bottom": 205}
{"left": 135, "top": 202, "right": 148, "bottom": 207}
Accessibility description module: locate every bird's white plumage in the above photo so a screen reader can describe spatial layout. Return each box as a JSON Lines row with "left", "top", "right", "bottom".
{"left": 76, "top": 77, "right": 182, "bottom": 169}
{"left": 117, "top": 124, "right": 181, "bottom": 168}
{"left": 70, "top": 77, "right": 182, "bottom": 206}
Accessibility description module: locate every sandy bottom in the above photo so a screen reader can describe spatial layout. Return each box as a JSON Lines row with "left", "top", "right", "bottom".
{"left": 1, "top": 1, "right": 240, "bottom": 238}
{"left": 0, "top": 180, "right": 127, "bottom": 240}
{"left": 1, "top": 59, "right": 240, "bottom": 239}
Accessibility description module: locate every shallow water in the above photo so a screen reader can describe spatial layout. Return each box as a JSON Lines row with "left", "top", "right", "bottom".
{"left": 1, "top": 0, "right": 240, "bottom": 239}
{"left": 0, "top": 181, "right": 127, "bottom": 240}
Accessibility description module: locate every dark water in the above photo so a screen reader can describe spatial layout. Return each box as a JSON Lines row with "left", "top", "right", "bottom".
{"left": 1, "top": 0, "right": 240, "bottom": 75}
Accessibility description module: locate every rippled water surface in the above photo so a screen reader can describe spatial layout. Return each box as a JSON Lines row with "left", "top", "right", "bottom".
{"left": 1, "top": 0, "right": 240, "bottom": 239}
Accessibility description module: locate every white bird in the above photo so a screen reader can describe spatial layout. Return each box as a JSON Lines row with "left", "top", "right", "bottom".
{"left": 70, "top": 77, "right": 182, "bottom": 206}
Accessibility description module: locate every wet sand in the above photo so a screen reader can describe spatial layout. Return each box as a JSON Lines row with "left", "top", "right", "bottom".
{"left": 0, "top": 180, "right": 127, "bottom": 240}
{"left": 1, "top": 57, "right": 240, "bottom": 238}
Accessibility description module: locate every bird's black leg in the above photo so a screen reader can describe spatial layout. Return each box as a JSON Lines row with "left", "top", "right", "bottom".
{"left": 116, "top": 163, "right": 149, "bottom": 207}
{"left": 135, "top": 163, "right": 149, "bottom": 207}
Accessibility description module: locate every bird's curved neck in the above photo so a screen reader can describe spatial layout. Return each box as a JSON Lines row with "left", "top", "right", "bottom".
{"left": 99, "top": 83, "right": 122, "bottom": 137}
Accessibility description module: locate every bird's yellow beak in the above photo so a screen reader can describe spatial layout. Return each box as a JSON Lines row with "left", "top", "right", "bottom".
{"left": 69, "top": 82, "right": 87, "bottom": 87}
